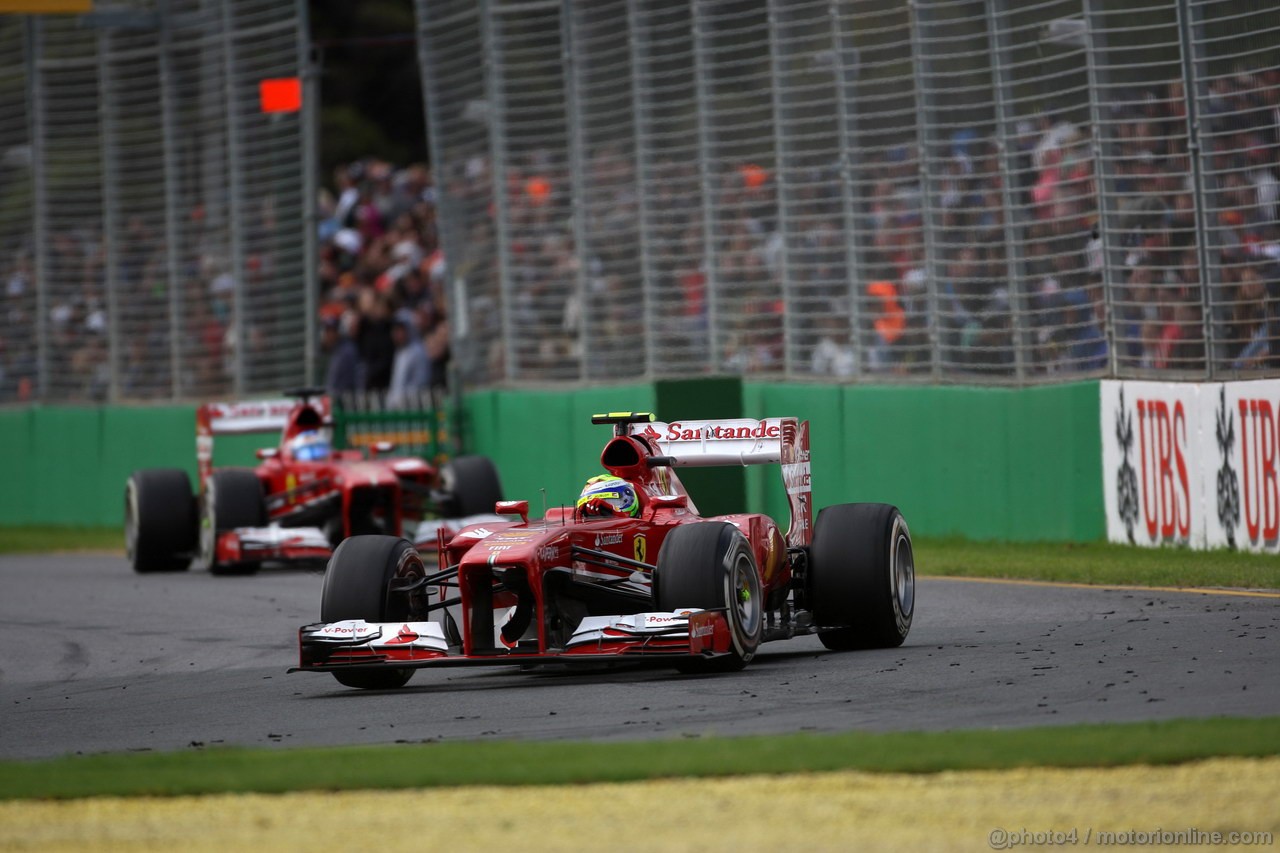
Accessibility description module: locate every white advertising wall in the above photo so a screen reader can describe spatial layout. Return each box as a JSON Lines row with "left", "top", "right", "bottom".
{"left": 1101, "top": 379, "right": 1280, "bottom": 552}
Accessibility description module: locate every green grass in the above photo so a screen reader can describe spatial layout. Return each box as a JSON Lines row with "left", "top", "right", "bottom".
{"left": 0, "top": 526, "right": 122, "bottom": 554}
{"left": 917, "top": 537, "right": 1280, "bottom": 591}
{"left": 1, "top": 528, "right": 1277, "bottom": 590}
{"left": 0, "top": 717, "right": 1275, "bottom": 801}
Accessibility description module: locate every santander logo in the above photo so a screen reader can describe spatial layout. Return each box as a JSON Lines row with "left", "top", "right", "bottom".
{"left": 661, "top": 421, "right": 781, "bottom": 442}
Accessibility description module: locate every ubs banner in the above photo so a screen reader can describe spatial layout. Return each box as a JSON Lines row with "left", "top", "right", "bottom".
{"left": 1101, "top": 379, "right": 1280, "bottom": 551}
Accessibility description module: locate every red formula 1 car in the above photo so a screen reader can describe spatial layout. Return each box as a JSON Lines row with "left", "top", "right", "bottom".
{"left": 292, "top": 411, "right": 914, "bottom": 689}
{"left": 125, "top": 388, "right": 503, "bottom": 576}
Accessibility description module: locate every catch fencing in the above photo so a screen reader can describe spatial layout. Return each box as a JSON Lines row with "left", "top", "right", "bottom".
{"left": 0, "top": 0, "right": 312, "bottom": 404}
{"left": 416, "top": 0, "right": 1280, "bottom": 386}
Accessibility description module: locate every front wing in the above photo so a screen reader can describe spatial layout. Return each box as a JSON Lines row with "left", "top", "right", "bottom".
{"left": 290, "top": 609, "right": 734, "bottom": 673}
{"left": 215, "top": 526, "right": 332, "bottom": 565}
{"left": 215, "top": 515, "right": 502, "bottom": 566}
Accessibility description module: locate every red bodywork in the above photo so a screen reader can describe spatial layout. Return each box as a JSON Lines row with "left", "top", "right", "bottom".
{"left": 296, "top": 415, "right": 812, "bottom": 671}
{"left": 197, "top": 395, "right": 439, "bottom": 565}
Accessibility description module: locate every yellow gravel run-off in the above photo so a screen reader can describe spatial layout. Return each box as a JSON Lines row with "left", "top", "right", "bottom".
{"left": 2, "top": 757, "right": 1277, "bottom": 852}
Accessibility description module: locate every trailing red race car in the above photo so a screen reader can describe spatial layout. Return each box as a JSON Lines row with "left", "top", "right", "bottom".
{"left": 292, "top": 411, "right": 914, "bottom": 689}
{"left": 125, "top": 388, "right": 503, "bottom": 576}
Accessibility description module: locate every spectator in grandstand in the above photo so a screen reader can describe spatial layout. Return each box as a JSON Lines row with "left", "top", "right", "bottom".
{"left": 386, "top": 309, "right": 431, "bottom": 408}
{"left": 865, "top": 279, "right": 906, "bottom": 372}
{"left": 809, "top": 312, "right": 856, "bottom": 378}
{"left": 1061, "top": 289, "right": 1108, "bottom": 372}
{"left": 423, "top": 310, "right": 451, "bottom": 398}
{"left": 1228, "top": 266, "right": 1271, "bottom": 370}
{"left": 355, "top": 288, "right": 395, "bottom": 392}
{"left": 323, "top": 312, "right": 361, "bottom": 395}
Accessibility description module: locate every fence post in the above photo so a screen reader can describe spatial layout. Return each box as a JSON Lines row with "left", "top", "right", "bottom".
{"left": 1177, "top": 0, "right": 1217, "bottom": 379}
{"left": 158, "top": 0, "right": 184, "bottom": 399}
{"left": 220, "top": 0, "right": 246, "bottom": 396}
{"left": 691, "top": 2, "right": 720, "bottom": 373}
{"left": 829, "top": 0, "right": 864, "bottom": 378}
{"left": 625, "top": 0, "right": 656, "bottom": 380}
{"left": 561, "top": 0, "right": 590, "bottom": 382}
{"left": 984, "top": 0, "right": 1027, "bottom": 381}
{"left": 298, "top": 0, "right": 319, "bottom": 389}
{"left": 907, "top": 1, "right": 945, "bottom": 379}
{"left": 765, "top": 0, "right": 795, "bottom": 377}
{"left": 26, "top": 18, "right": 48, "bottom": 401}
{"left": 96, "top": 29, "right": 122, "bottom": 401}
{"left": 1081, "top": 0, "right": 1122, "bottom": 377}
{"left": 479, "top": 0, "right": 516, "bottom": 382}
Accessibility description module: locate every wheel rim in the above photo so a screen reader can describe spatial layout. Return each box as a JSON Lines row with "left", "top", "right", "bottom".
{"left": 200, "top": 481, "right": 216, "bottom": 567}
{"left": 729, "top": 550, "right": 761, "bottom": 645}
{"left": 124, "top": 483, "right": 138, "bottom": 560}
{"left": 893, "top": 530, "right": 915, "bottom": 619}
{"left": 393, "top": 547, "right": 428, "bottom": 621}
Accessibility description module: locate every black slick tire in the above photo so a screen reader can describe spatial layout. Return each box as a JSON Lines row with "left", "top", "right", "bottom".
{"left": 125, "top": 469, "right": 197, "bottom": 573}
{"left": 808, "top": 502, "right": 914, "bottom": 650}
{"left": 653, "top": 521, "right": 763, "bottom": 672}
{"left": 440, "top": 455, "right": 503, "bottom": 517}
{"left": 202, "top": 469, "right": 266, "bottom": 576}
{"left": 320, "top": 535, "right": 422, "bottom": 689}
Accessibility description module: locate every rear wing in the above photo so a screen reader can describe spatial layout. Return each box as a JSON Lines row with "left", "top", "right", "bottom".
{"left": 595, "top": 413, "right": 813, "bottom": 547}
{"left": 195, "top": 397, "right": 331, "bottom": 490}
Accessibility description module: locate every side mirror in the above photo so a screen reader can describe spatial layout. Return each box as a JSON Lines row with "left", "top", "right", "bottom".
{"left": 255, "top": 448, "right": 278, "bottom": 460}
{"left": 651, "top": 494, "right": 688, "bottom": 509}
{"left": 496, "top": 500, "right": 529, "bottom": 524}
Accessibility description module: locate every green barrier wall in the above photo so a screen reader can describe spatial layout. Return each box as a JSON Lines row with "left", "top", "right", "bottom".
{"left": 0, "top": 381, "right": 1104, "bottom": 542}
{"left": 0, "top": 406, "right": 265, "bottom": 527}
{"left": 462, "top": 383, "right": 657, "bottom": 516}
{"left": 743, "top": 381, "right": 1104, "bottom": 543}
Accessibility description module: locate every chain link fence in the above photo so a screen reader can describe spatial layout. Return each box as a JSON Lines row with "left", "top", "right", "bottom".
{"left": 416, "top": 0, "right": 1280, "bottom": 386}
{"left": 0, "top": 0, "right": 311, "bottom": 404}
{"left": 4, "top": 1, "right": 1276, "bottom": 400}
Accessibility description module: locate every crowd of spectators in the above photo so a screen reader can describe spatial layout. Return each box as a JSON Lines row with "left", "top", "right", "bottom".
{"left": 422, "top": 67, "right": 1278, "bottom": 382}
{"left": 0, "top": 208, "right": 266, "bottom": 403}
{"left": 414, "top": 69, "right": 1274, "bottom": 381}
{"left": 315, "top": 158, "right": 452, "bottom": 404}
{"left": 3, "top": 66, "right": 1277, "bottom": 404}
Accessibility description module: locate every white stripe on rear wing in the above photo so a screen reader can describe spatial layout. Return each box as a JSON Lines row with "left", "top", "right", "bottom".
{"left": 632, "top": 417, "right": 813, "bottom": 547}
{"left": 641, "top": 418, "right": 787, "bottom": 466}
{"left": 198, "top": 399, "right": 302, "bottom": 435}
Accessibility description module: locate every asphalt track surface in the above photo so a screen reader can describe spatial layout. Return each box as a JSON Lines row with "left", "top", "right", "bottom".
{"left": 1, "top": 554, "right": 1276, "bottom": 761}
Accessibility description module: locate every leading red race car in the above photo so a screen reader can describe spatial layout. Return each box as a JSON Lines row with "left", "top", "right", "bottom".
{"left": 125, "top": 388, "right": 503, "bottom": 575}
{"left": 292, "top": 411, "right": 915, "bottom": 688}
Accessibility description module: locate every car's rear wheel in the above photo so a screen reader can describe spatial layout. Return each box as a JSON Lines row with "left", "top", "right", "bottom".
{"left": 807, "top": 502, "right": 914, "bottom": 650}
{"left": 440, "top": 455, "right": 503, "bottom": 517}
{"left": 202, "top": 469, "right": 266, "bottom": 576}
{"left": 653, "top": 521, "right": 763, "bottom": 672}
{"left": 125, "top": 469, "right": 197, "bottom": 573}
{"left": 321, "top": 535, "right": 421, "bottom": 689}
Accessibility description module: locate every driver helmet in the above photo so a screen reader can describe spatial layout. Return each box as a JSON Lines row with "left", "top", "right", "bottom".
{"left": 288, "top": 429, "right": 331, "bottom": 462}
{"left": 576, "top": 474, "right": 640, "bottom": 517}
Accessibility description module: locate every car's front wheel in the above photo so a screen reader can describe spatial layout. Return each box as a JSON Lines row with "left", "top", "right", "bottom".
{"left": 807, "top": 502, "right": 914, "bottom": 650}
{"left": 125, "top": 469, "right": 197, "bottom": 573}
{"left": 320, "top": 535, "right": 422, "bottom": 690}
{"left": 653, "top": 521, "right": 763, "bottom": 672}
{"left": 201, "top": 469, "right": 266, "bottom": 576}
{"left": 439, "top": 455, "right": 503, "bottom": 517}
